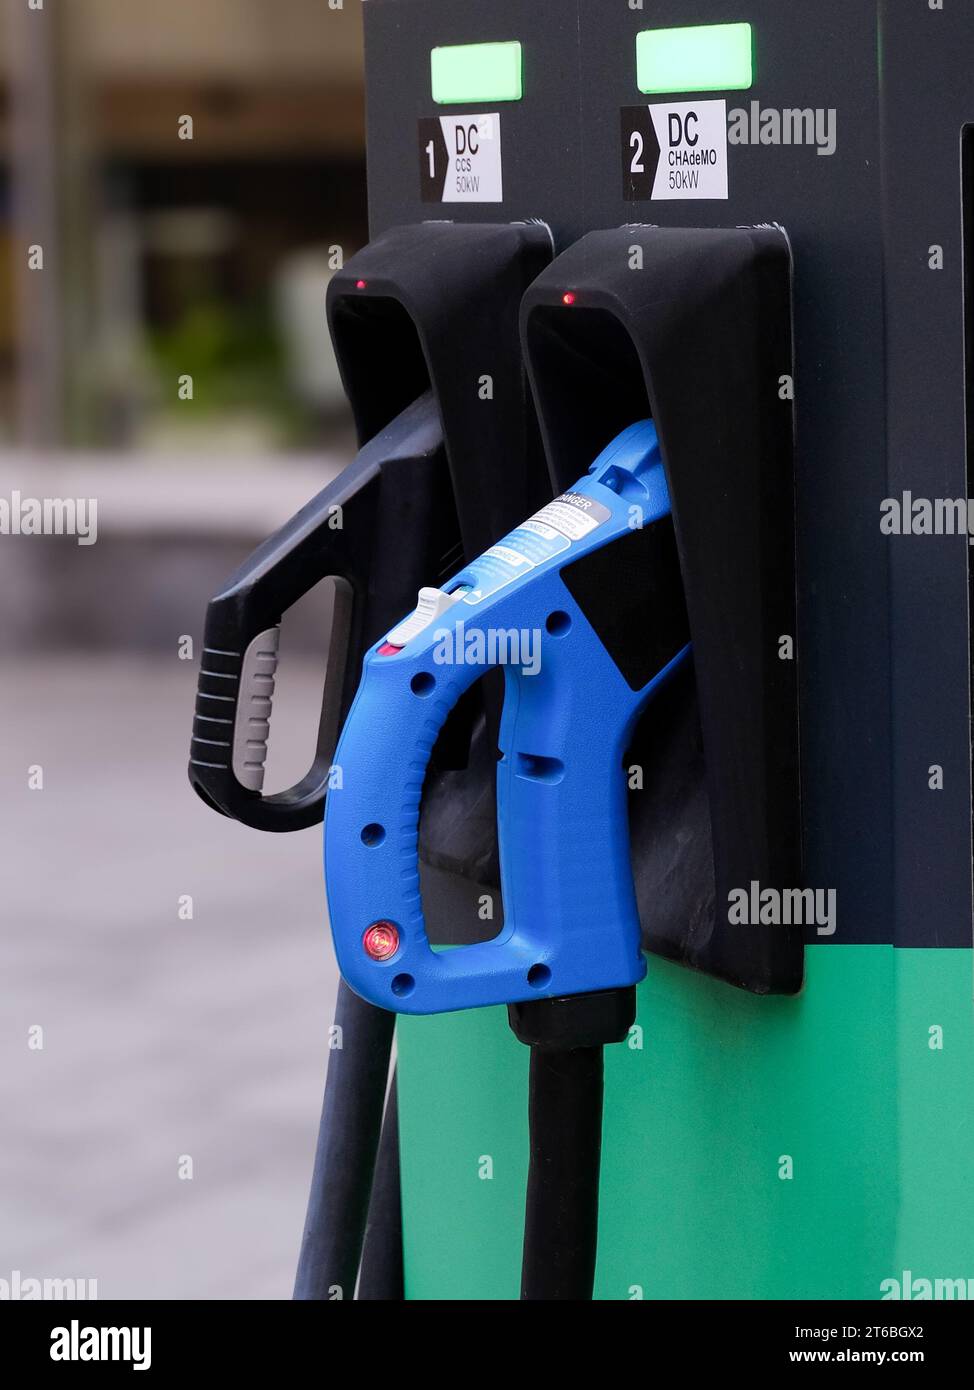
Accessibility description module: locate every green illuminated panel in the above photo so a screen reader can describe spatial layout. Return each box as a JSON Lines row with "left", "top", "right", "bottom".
{"left": 636, "top": 23, "right": 753, "bottom": 95}
{"left": 431, "top": 41, "right": 523, "bottom": 105}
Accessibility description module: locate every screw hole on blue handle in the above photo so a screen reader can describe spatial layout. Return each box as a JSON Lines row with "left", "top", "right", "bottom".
{"left": 391, "top": 973, "right": 416, "bottom": 998}
{"left": 361, "top": 823, "right": 386, "bottom": 847}
{"left": 516, "top": 753, "right": 565, "bottom": 784}
{"left": 527, "top": 964, "right": 552, "bottom": 989}
{"left": 410, "top": 672, "right": 436, "bottom": 697}
{"left": 546, "top": 610, "right": 572, "bottom": 636}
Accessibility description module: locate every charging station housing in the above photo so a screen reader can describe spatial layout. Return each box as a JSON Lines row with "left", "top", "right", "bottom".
{"left": 354, "top": 0, "right": 974, "bottom": 1299}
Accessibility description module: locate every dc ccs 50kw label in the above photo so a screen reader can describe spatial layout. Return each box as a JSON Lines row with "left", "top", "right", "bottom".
{"left": 419, "top": 114, "right": 503, "bottom": 203}
{"left": 622, "top": 99, "right": 728, "bottom": 201}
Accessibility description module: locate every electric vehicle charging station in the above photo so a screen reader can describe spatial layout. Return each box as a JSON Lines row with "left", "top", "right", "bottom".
{"left": 191, "top": 0, "right": 974, "bottom": 1301}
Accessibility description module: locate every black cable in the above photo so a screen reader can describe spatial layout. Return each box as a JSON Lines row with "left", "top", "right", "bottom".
{"left": 357, "top": 1074, "right": 404, "bottom": 1300}
{"left": 520, "top": 1044, "right": 605, "bottom": 1301}
{"left": 293, "top": 983, "right": 395, "bottom": 1301}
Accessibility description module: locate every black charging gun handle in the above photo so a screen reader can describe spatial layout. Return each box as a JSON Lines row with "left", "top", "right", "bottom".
{"left": 189, "top": 469, "right": 376, "bottom": 833}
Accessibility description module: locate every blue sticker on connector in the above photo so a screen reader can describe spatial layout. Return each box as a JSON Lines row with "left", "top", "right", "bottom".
{"left": 462, "top": 494, "right": 610, "bottom": 605}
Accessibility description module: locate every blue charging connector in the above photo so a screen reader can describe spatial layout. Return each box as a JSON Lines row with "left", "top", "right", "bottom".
{"left": 324, "top": 421, "right": 690, "bottom": 1015}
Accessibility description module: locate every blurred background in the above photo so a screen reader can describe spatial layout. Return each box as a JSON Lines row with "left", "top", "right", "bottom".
{"left": 1, "top": 0, "right": 368, "bottom": 1297}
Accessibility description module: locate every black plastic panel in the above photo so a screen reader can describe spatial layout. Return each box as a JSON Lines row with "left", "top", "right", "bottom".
{"left": 524, "top": 227, "right": 801, "bottom": 993}
{"left": 328, "top": 222, "right": 553, "bottom": 561}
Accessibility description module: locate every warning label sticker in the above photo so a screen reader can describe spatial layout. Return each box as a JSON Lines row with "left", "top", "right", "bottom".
{"left": 462, "top": 493, "right": 610, "bottom": 606}
{"left": 419, "top": 113, "right": 503, "bottom": 203}
{"left": 621, "top": 99, "right": 728, "bottom": 201}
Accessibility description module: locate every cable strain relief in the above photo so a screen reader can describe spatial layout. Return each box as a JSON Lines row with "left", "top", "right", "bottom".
{"left": 508, "top": 986, "right": 637, "bottom": 1050}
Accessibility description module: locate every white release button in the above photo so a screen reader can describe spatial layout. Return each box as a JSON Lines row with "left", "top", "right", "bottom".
{"left": 385, "top": 587, "right": 465, "bottom": 649}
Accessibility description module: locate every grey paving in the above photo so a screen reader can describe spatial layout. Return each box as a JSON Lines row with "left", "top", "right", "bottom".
{"left": 0, "top": 657, "right": 340, "bottom": 1299}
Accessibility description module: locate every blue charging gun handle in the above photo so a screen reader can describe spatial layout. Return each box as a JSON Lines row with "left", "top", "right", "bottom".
{"left": 324, "top": 421, "right": 691, "bottom": 1015}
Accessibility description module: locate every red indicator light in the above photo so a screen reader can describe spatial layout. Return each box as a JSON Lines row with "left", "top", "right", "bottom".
{"left": 377, "top": 642, "right": 402, "bottom": 657}
{"left": 356, "top": 279, "right": 368, "bottom": 289}
{"left": 363, "top": 921, "right": 400, "bottom": 961}
{"left": 562, "top": 291, "right": 576, "bottom": 306}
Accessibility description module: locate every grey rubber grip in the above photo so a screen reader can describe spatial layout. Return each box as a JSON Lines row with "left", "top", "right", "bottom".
{"left": 232, "top": 626, "right": 281, "bottom": 793}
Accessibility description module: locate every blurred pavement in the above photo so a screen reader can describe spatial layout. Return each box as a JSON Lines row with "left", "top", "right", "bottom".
{"left": 0, "top": 656, "right": 339, "bottom": 1299}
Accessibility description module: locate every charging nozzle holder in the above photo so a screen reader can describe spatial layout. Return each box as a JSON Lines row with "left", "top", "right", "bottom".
{"left": 521, "top": 225, "right": 802, "bottom": 995}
